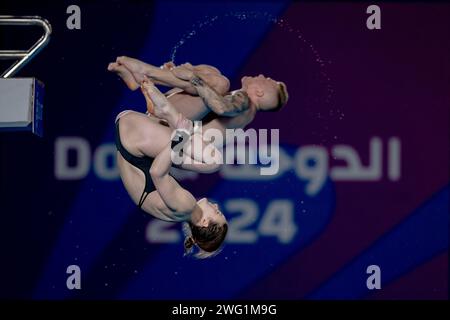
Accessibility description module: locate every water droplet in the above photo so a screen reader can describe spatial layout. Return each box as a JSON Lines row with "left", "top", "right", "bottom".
{"left": 169, "top": 11, "right": 334, "bottom": 105}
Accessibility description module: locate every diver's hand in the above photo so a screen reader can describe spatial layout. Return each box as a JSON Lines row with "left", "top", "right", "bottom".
{"left": 171, "top": 65, "right": 195, "bottom": 81}
{"left": 161, "top": 61, "right": 176, "bottom": 70}
{"left": 175, "top": 114, "right": 194, "bottom": 133}
{"left": 180, "top": 62, "right": 194, "bottom": 70}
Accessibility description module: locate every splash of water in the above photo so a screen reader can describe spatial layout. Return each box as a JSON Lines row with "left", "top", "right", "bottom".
{"left": 170, "top": 11, "right": 344, "bottom": 141}
{"left": 170, "top": 11, "right": 335, "bottom": 102}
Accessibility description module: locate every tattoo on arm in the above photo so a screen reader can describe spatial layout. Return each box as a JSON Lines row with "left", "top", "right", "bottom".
{"left": 190, "top": 75, "right": 205, "bottom": 87}
{"left": 190, "top": 75, "right": 241, "bottom": 116}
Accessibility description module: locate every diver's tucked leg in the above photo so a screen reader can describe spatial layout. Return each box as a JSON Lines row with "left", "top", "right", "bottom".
{"left": 116, "top": 56, "right": 194, "bottom": 92}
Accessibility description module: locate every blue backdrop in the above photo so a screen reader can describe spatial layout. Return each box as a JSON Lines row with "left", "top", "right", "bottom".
{"left": 0, "top": 0, "right": 448, "bottom": 299}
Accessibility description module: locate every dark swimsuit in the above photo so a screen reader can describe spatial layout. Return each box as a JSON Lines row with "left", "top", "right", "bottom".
{"left": 115, "top": 118, "right": 155, "bottom": 208}
{"left": 115, "top": 117, "right": 187, "bottom": 209}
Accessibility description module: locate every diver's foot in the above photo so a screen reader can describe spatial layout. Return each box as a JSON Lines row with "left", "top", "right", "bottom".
{"left": 107, "top": 62, "right": 140, "bottom": 91}
{"left": 140, "top": 76, "right": 173, "bottom": 120}
{"left": 116, "top": 56, "right": 148, "bottom": 85}
{"left": 116, "top": 56, "right": 148, "bottom": 75}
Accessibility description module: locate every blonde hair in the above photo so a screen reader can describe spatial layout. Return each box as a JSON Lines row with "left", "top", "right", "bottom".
{"left": 261, "top": 81, "right": 289, "bottom": 112}
{"left": 276, "top": 81, "right": 289, "bottom": 109}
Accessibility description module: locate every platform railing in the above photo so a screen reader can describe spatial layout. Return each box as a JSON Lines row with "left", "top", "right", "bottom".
{"left": 0, "top": 16, "right": 52, "bottom": 78}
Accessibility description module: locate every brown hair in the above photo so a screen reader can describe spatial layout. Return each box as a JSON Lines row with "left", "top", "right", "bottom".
{"left": 184, "top": 222, "right": 228, "bottom": 255}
